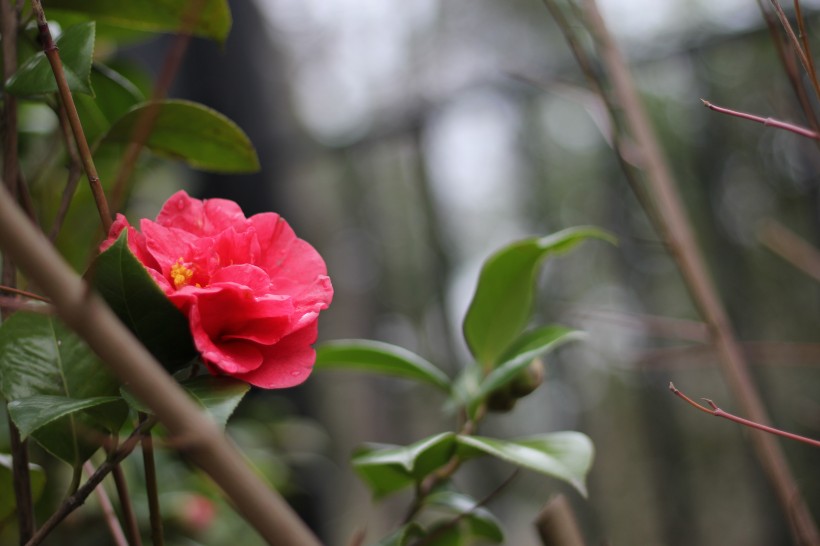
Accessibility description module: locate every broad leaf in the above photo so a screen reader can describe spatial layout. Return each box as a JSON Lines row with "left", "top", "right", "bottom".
{"left": 7, "top": 395, "right": 121, "bottom": 438}
{"left": 372, "top": 523, "right": 425, "bottom": 546}
{"left": 6, "top": 22, "right": 95, "bottom": 96}
{"left": 100, "top": 100, "right": 260, "bottom": 173}
{"left": 0, "top": 312, "right": 126, "bottom": 465}
{"left": 46, "top": 0, "right": 232, "bottom": 43}
{"left": 352, "top": 432, "right": 456, "bottom": 498}
{"left": 423, "top": 490, "right": 504, "bottom": 543}
{"left": 89, "top": 231, "right": 197, "bottom": 372}
{"left": 463, "top": 227, "right": 614, "bottom": 368}
{"left": 0, "top": 454, "right": 46, "bottom": 521}
{"left": 473, "top": 326, "right": 586, "bottom": 406}
{"left": 316, "top": 340, "right": 451, "bottom": 392}
{"left": 456, "top": 432, "right": 594, "bottom": 497}
{"left": 121, "top": 375, "right": 249, "bottom": 429}
{"left": 76, "top": 64, "right": 145, "bottom": 142}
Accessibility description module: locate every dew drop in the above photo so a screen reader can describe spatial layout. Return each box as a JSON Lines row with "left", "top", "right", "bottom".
{"left": 290, "top": 370, "right": 302, "bottom": 377}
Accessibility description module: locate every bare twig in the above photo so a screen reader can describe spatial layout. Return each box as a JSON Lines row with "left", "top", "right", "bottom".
{"left": 29, "top": 0, "right": 112, "bottom": 232}
{"left": 578, "top": 1, "right": 820, "bottom": 543}
{"left": 25, "top": 418, "right": 156, "bottom": 546}
{"left": 83, "top": 461, "right": 129, "bottom": 546}
{"left": 702, "top": 99, "right": 820, "bottom": 139}
{"left": 49, "top": 98, "right": 85, "bottom": 241}
{"left": 141, "top": 414, "right": 165, "bottom": 546}
{"left": 535, "top": 494, "right": 586, "bottom": 546}
{"left": 758, "top": 219, "right": 820, "bottom": 283}
{"left": 0, "top": 183, "right": 321, "bottom": 546}
{"left": 669, "top": 383, "right": 820, "bottom": 449}
{"left": 768, "top": 0, "right": 820, "bottom": 103}
{"left": 111, "top": 464, "right": 143, "bottom": 546}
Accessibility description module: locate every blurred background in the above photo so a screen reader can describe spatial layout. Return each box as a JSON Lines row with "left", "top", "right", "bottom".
{"left": 8, "top": 0, "right": 820, "bottom": 544}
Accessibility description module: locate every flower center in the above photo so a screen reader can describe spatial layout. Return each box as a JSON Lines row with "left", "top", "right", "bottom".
{"left": 170, "top": 258, "right": 195, "bottom": 289}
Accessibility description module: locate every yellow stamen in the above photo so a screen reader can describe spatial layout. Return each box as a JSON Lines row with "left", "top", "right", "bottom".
{"left": 170, "top": 258, "right": 194, "bottom": 289}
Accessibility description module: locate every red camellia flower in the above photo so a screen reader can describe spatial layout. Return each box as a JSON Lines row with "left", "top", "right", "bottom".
{"left": 101, "top": 191, "right": 333, "bottom": 389}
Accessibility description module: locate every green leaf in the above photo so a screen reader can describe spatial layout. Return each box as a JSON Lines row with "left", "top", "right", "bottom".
{"left": 6, "top": 22, "right": 95, "bottom": 96}
{"left": 316, "top": 340, "right": 451, "bottom": 392}
{"left": 0, "top": 312, "right": 126, "bottom": 465}
{"left": 352, "top": 432, "right": 456, "bottom": 498}
{"left": 423, "top": 491, "right": 504, "bottom": 543}
{"left": 45, "top": 0, "right": 232, "bottom": 43}
{"left": 89, "top": 231, "right": 197, "bottom": 372}
{"left": 0, "top": 454, "right": 46, "bottom": 521}
{"left": 7, "top": 395, "right": 121, "bottom": 439}
{"left": 100, "top": 99, "right": 260, "bottom": 173}
{"left": 371, "top": 523, "right": 425, "bottom": 546}
{"left": 473, "top": 326, "right": 586, "bottom": 406}
{"left": 463, "top": 227, "right": 615, "bottom": 368}
{"left": 75, "top": 63, "right": 145, "bottom": 142}
{"left": 456, "top": 432, "right": 594, "bottom": 497}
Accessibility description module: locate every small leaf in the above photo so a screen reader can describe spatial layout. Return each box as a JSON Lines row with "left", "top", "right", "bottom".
{"left": 100, "top": 100, "right": 260, "bottom": 173}
{"left": 472, "top": 326, "right": 586, "bottom": 407}
{"left": 423, "top": 490, "right": 504, "bottom": 543}
{"left": 7, "top": 395, "right": 121, "bottom": 439}
{"left": 0, "top": 312, "right": 125, "bottom": 465}
{"left": 46, "top": 0, "right": 232, "bottom": 43}
{"left": 463, "top": 227, "right": 615, "bottom": 368}
{"left": 181, "top": 376, "right": 250, "bottom": 428}
{"left": 0, "top": 454, "right": 46, "bottom": 521}
{"left": 75, "top": 63, "right": 145, "bottom": 142}
{"left": 456, "top": 432, "right": 594, "bottom": 497}
{"left": 352, "top": 433, "right": 456, "bottom": 498}
{"left": 89, "top": 231, "right": 197, "bottom": 372}
{"left": 316, "top": 340, "right": 451, "bottom": 392}
{"left": 6, "top": 22, "right": 95, "bottom": 96}
{"left": 371, "top": 523, "right": 425, "bottom": 546}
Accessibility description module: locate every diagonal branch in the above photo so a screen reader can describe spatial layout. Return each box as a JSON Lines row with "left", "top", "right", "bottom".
{"left": 701, "top": 99, "right": 820, "bottom": 140}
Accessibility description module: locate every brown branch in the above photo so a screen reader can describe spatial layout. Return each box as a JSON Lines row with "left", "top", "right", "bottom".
{"left": 111, "top": 463, "right": 142, "bottom": 546}
{"left": 24, "top": 418, "right": 156, "bottom": 546}
{"left": 768, "top": 0, "right": 820, "bottom": 102}
{"left": 0, "top": 285, "right": 49, "bottom": 302}
{"left": 0, "top": 183, "right": 322, "bottom": 546}
{"left": 702, "top": 99, "right": 820, "bottom": 139}
{"left": 29, "top": 0, "right": 112, "bottom": 232}
{"left": 758, "top": 219, "right": 820, "bottom": 283}
{"left": 141, "top": 415, "right": 165, "bottom": 546}
{"left": 578, "top": 1, "right": 820, "bottom": 544}
{"left": 48, "top": 98, "right": 85, "bottom": 242}
{"left": 535, "top": 494, "right": 586, "bottom": 546}
{"left": 83, "top": 461, "right": 129, "bottom": 546}
{"left": 669, "top": 383, "right": 820, "bottom": 449}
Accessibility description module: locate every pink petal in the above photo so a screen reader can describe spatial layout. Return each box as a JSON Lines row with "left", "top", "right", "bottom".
{"left": 230, "top": 322, "right": 319, "bottom": 388}
{"left": 156, "top": 191, "right": 247, "bottom": 236}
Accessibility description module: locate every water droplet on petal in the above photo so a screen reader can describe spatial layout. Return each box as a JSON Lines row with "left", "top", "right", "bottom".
{"left": 290, "top": 370, "right": 302, "bottom": 377}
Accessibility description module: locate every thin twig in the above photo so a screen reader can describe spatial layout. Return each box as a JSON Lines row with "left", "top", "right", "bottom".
{"left": 141, "top": 414, "right": 165, "bottom": 546}
{"left": 25, "top": 418, "right": 157, "bottom": 546}
{"left": 83, "top": 461, "right": 129, "bottom": 546}
{"left": 768, "top": 0, "right": 820, "bottom": 102}
{"left": 758, "top": 219, "right": 820, "bottom": 283}
{"left": 701, "top": 99, "right": 820, "bottom": 139}
{"left": 792, "top": 1, "right": 819, "bottom": 90}
{"left": 0, "top": 285, "right": 50, "bottom": 302}
{"left": 577, "top": 1, "right": 820, "bottom": 543}
{"left": 111, "top": 463, "right": 143, "bottom": 546}
{"left": 110, "top": 0, "right": 205, "bottom": 211}
{"left": 669, "top": 383, "right": 820, "bottom": 449}
{"left": 49, "top": 98, "right": 85, "bottom": 241}
{"left": 29, "top": 0, "right": 112, "bottom": 232}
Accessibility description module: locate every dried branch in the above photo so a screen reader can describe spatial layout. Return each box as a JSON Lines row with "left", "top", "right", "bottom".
{"left": 669, "top": 383, "right": 820, "bottom": 449}
{"left": 577, "top": 1, "right": 820, "bottom": 543}
{"left": 701, "top": 99, "right": 820, "bottom": 139}
{"left": 758, "top": 219, "right": 820, "bottom": 283}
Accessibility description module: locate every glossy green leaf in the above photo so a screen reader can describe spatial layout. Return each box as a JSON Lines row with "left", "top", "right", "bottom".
{"left": 423, "top": 491, "right": 504, "bottom": 543}
{"left": 75, "top": 63, "right": 145, "bottom": 142}
{"left": 372, "top": 523, "right": 425, "bottom": 546}
{"left": 474, "top": 326, "right": 586, "bottom": 405}
{"left": 89, "top": 231, "right": 197, "bottom": 372}
{"left": 100, "top": 99, "right": 260, "bottom": 173}
{"left": 0, "top": 454, "right": 46, "bottom": 521}
{"left": 6, "top": 22, "right": 95, "bottom": 96}
{"left": 352, "top": 432, "right": 456, "bottom": 498}
{"left": 316, "top": 340, "right": 451, "bottom": 392}
{"left": 463, "top": 227, "right": 615, "bottom": 367}
{"left": 121, "top": 375, "right": 249, "bottom": 429}
{"left": 456, "top": 432, "right": 594, "bottom": 497}
{"left": 0, "top": 311, "right": 126, "bottom": 465}
{"left": 45, "top": 0, "right": 232, "bottom": 43}
{"left": 7, "top": 395, "right": 121, "bottom": 439}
